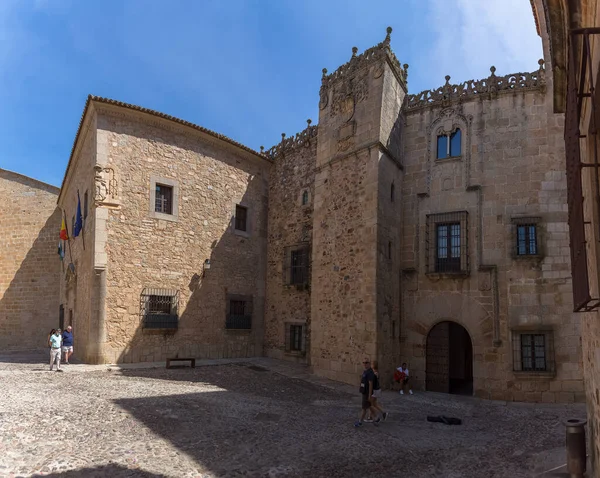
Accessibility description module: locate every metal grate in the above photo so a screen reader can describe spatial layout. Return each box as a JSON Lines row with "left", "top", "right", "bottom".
{"left": 226, "top": 299, "right": 251, "bottom": 329}
{"left": 426, "top": 211, "right": 469, "bottom": 273}
{"left": 291, "top": 248, "right": 309, "bottom": 285}
{"left": 512, "top": 331, "right": 554, "bottom": 372}
{"left": 290, "top": 325, "right": 303, "bottom": 352}
{"left": 140, "top": 288, "right": 179, "bottom": 329}
{"left": 155, "top": 185, "right": 173, "bottom": 215}
{"left": 516, "top": 224, "right": 538, "bottom": 255}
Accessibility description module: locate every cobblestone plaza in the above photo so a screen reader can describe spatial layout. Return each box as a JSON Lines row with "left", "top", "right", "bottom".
{"left": 0, "top": 353, "right": 586, "bottom": 477}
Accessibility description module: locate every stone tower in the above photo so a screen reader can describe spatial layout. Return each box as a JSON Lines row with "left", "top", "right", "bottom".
{"left": 310, "top": 28, "right": 408, "bottom": 384}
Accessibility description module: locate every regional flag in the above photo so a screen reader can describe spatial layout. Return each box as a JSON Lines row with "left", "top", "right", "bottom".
{"left": 73, "top": 192, "right": 83, "bottom": 237}
{"left": 59, "top": 217, "right": 69, "bottom": 241}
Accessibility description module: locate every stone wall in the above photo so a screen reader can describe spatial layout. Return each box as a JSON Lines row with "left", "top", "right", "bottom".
{"left": 401, "top": 83, "right": 583, "bottom": 402}
{"left": 57, "top": 111, "right": 98, "bottom": 363}
{"left": 0, "top": 169, "right": 61, "bottom": 350}
{"left": 96, "top": 108, "right": 270, "bottom": 364}
{"left": 264, "top": 126, "right": 317, "bottom": 363}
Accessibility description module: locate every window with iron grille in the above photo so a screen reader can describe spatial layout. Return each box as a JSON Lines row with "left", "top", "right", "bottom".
{"left": 285, "top": 322, "right": 306, "bottom": 354}
{"left": 511, "top": 218, "right": 542, "bottom": 257}
{"left": 235, "top": 204, "right": 248, "bottom": 232}
{"left": 437, "top": 129, "right": 461, "bottom": 159}
{"left": 282, "top": 244, "right": 310, "bottom": 287}
{"left": 512, "top": 330, "right": 554, "bottom": 373}
{"left": 426, "top": 211, "right": 468, "bottom": 274}
{"left": 290, "top": 325, "right": 303, "bottom": 351}
{"left": 516, "top": 224, "right": 538, "bottom": 255}
{"left": 155, "top": 184, "right": 173, "bottom": 215}
{"left": 226, "top": 295, "right": 252, "bottom": 329}
{"left": 140, "top": 288, "right": 179, "bottom": 329}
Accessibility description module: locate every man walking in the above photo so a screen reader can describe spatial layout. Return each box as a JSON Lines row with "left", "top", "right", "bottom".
{"left": 355, "top": 357, "right": 378, "bottom": 427}
{"left": 49, "top": 329, "right": 63, "bottom": 372}
{"left": 62, "top": 325, "right": 74, "bottom": 364}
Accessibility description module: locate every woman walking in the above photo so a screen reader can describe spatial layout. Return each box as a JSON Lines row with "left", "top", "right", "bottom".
{"left": 369, "top": 360, "right": 388, "bottom": 422}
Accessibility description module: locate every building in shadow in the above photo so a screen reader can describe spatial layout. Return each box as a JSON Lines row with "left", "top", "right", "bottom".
{"left": 0, "top": 169, "right": 60, "bottom": 350}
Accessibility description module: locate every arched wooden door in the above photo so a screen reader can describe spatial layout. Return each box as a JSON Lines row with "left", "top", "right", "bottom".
{"left": 426, "top": 321, "right": 473, "bottom": 395}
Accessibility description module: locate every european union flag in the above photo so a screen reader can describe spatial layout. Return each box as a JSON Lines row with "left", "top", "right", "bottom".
{"left": 73, "top": 192, "right": 83, "bottom": 237}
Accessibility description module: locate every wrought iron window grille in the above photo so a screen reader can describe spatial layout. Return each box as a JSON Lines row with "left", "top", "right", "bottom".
{"left": 284, "top": 244, "right": 310, "bottom": 287}
{"left": 284, "top": 322, "right": 306, "bottom": 354}
{"left": 425, "top": 211, "right": 469, "bottom": 274}
{"left": 512, "top": 330, "right": 555, "bottom": 373}
{"left": 140, "top": 288, "right": 179, "bottom": 329}
{"left": 155, "top": 185, "right": 173, "bottom": 215}
{"left": 226, "top": 296, "right": 252, "bottom": 330}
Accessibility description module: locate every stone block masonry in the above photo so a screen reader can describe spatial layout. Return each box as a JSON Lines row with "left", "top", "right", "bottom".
{"left": 0, "top": 169, "right": 61, "bottom": 350}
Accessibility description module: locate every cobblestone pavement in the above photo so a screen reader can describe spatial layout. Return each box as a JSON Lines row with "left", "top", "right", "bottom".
{"left": 0, "top": 352, "right": 588, "bottom": 478}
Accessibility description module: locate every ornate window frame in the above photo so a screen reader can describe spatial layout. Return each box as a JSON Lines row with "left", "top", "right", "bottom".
{"left": 425, "top": 108, "right": 473, "bottom": 196}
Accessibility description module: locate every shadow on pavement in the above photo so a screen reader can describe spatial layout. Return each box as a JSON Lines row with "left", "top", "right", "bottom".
{"left": 30, "top": 463, "right": 167, "bottom": 477}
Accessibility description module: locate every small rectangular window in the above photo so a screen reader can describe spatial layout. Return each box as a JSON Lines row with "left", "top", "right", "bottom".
{"left": 235, "top": 204, "right": 248, "bottom": 232}
{"left": 140, "top": 288, "right": 179, "bottom": 329}
{"left": 71, "top": 215, "right": 75, "bottom": 234}
{"left": 290, "top": 248, "right": 309, "bottom": 285}
{"left": 83, "top": 191, "right": 88, "bottom": 220}
{"left": 226, "top": 298, "right": 252, "bottom": 329}
{"left": 155, "top": 185, "right": 173, "bottom": 215}
{"left": 290, "top": 325, "right": 303, "bottom": 352}
{"left": 516, "top": 224, "right": 538, "bottom": 255}
{"left": 520, "top": 334, "right": 547, "bottom": 371}
{"left": 436, "top": 223, "right": 461, "bottom": 272}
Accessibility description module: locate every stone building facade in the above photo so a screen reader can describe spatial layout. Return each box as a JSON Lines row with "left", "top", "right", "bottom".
{"left": 1, "top": 19, "right": 585, "bottom": 406}
{"left": 57, "top": 98, "right": 270, "bottom": 364}
{"left": 536, "top": 0, "right": 600, "bottom": 472}
{"left": 0, "top": 169, "right": 61, "bottom": 350}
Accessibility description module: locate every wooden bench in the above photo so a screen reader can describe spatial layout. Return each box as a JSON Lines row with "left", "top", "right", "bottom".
{"left": 166, "top": 357, "right": 196, "bottom": 369}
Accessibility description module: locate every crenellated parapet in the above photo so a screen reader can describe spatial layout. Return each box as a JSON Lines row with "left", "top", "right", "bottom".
{"left": 262, "top": 120, "right": 318, "bottom": 160}
{"left": 319, "top": 27, "right": 409, "bottom": 96}
{"left": 405, "top": 60, "right": 547, "bottom": 112}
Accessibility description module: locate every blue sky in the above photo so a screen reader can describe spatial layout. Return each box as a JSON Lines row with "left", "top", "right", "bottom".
{"left": 0, "top": 0, "right": 542, "bottom": 187}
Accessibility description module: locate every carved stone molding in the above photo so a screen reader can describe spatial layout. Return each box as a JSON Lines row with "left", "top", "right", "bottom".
{"left": 425, "top": 108, "right": 474, "bottom": 196}
{"left": 263, "top": 122, "right": 318, "bottom": 160}
{"left": 406, "top": 61, "right": 546, "bottom": 111}
{"left": 94, "top": 166, "right": 119, "bottom": 207}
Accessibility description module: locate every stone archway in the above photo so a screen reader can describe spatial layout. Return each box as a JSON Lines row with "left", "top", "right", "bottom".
{"left": 426, "top": 321, "right": 473, "bottom": 395}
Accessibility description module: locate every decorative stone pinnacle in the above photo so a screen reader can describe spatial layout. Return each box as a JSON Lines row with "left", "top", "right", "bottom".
{"left": 538, "top": 58, "right": 545, "bottom": 67}
{"left": 490, "top": 66, "right": 496, "bottom": 75}
{"left": 307, "top": 119, "right": 312, "bottom": 126}
{"left": 352, "top": 46, "right": 358, "bottom": 58}
{"left": 281, "top": 133, "right": 286, "bottom": 141}
{"left": 322, "top": 68, "right": 328, "bottom": 78}
{"left": 445, "top": 75, "right": 451, "bottom": 83}
{"left": 260, "top": 145, "right": 264, "bottom": 153}
{"left": 385, "top": 26, "right": 392, "bottom": 43}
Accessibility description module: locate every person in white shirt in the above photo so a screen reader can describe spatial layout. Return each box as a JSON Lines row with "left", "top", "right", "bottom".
{"left": 397, "top": 362, "right": 413, "bottom": 395}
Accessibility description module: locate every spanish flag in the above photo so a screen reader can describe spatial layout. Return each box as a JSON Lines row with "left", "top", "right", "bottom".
{"left": 59, "top": 217, "right": 69, "bottom": 241}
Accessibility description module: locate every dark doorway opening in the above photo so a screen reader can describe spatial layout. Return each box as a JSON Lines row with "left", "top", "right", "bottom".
{"left": 426, "top": 321, "right": 473, "bottom": 395}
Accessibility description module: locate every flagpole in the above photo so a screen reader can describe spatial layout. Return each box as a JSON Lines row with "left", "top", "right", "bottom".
{"left": 77, "top": 189, "right": 86, "bottom": 251}
{"left": 63, "top": 209, "right": 74, "bottom": 265}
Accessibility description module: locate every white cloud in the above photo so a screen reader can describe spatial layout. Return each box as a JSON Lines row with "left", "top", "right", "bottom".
{"left": 428, "top": 0, "right": 542, "bottom": 86}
